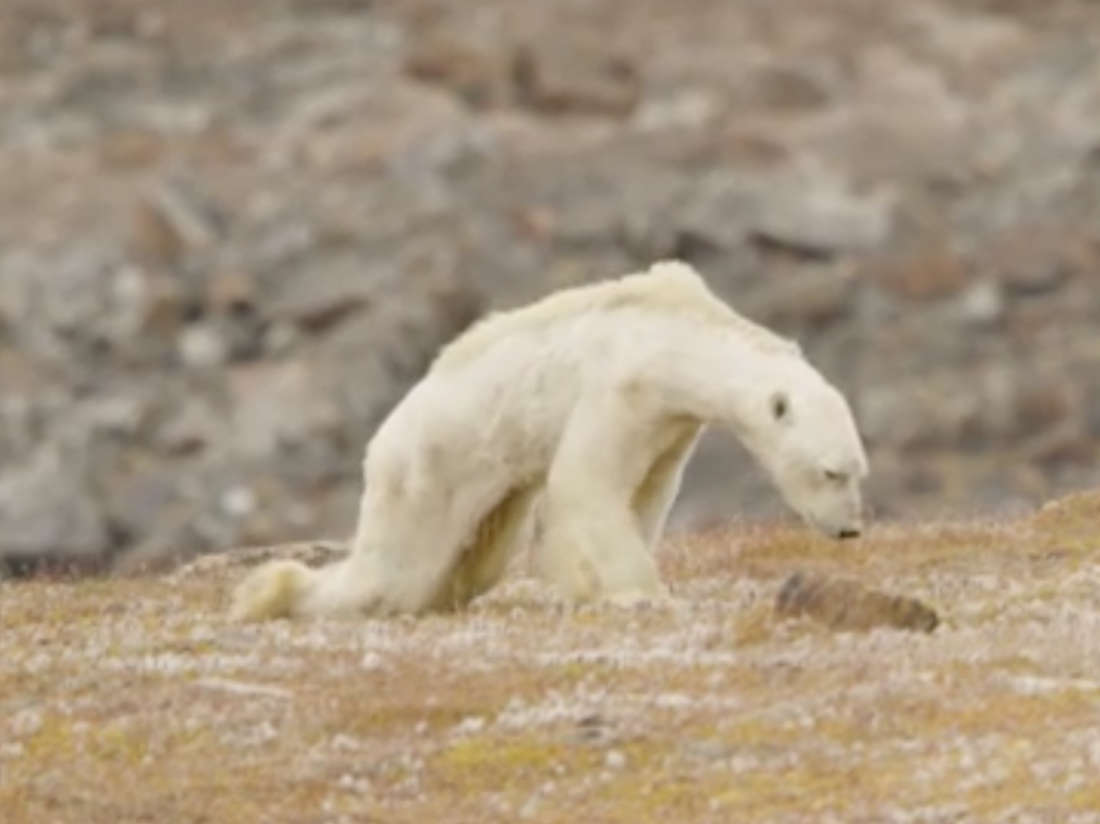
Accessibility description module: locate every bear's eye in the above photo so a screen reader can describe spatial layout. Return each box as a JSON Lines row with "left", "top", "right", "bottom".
{"left": 823, "top": 469, "right": 846, "bottom": 483}
{"left": 770, "top": 392, "right": 789, "bottom": 421}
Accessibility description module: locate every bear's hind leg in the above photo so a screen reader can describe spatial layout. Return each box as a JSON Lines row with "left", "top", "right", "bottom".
{"left": 439, "top": 483, "right": 541, "bottom": 610}
{"left": 348, "top": 485, "right": 479, "bottom": 616}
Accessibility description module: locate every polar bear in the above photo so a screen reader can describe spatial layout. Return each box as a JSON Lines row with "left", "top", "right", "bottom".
{"left": 229, "top": 260, "right": 868, "bottom": 621}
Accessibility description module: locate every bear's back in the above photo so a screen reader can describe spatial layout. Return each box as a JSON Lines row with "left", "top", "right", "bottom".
{"left": 431, "top": 260, "right": 793, "bottom": 374}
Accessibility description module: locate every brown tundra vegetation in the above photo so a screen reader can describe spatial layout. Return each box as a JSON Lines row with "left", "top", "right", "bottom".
{"left": 4, "top": 491, "right": 1100, "bottom": 823}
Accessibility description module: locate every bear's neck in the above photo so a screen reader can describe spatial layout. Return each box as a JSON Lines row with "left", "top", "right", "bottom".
{"left": 639, "top": 323, "right": 792, "bottom": 438}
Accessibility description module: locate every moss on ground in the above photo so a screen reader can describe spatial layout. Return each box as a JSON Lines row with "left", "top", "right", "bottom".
{"left": 4, "top": 492, "right": 1100, "bottom": 822}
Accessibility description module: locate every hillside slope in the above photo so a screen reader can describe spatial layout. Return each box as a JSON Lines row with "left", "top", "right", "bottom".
{"left": 4, "top": 491, "right": 1100, "bottom": 822}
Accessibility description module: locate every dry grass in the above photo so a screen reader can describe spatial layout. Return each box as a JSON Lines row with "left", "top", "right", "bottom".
{"left": 5, "top": 493, "right": 1100, "bottom": 823}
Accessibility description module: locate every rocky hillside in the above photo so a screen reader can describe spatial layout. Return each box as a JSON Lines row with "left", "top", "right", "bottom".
{"left": 2, "top": 0, "right": 1100, "bottom": 572}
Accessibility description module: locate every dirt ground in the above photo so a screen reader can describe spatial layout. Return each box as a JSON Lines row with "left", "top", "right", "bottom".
{"left": 4, "top": 491, "right": 1100, "bottom": 823}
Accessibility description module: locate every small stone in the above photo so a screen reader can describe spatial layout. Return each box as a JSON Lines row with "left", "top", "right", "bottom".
{"left": 361, "top": 651, "right": 384, "bottom": 672}
{"left": 604, "top": 749, "right": 627, "bottom": 769}
{"left": 130, "top": 183, "right": 219, "bottom": 264}
{"left": 1014, "top": 376, "right": 1080, "bottom": 433}
{"left": 284, "top": 503, "right": 317, "bottom": 530}
{"left": 136, "top": 10, "right": 166, "bottom": 39}
{"left": 83, "top": 393, "right": 149, "bottom": 437}
{"left": 1020, "top": 421, "right": 1094, "bottom": 466}
{"left": 10, "top": 708, "right": 43, "bottom": 738}
{"left": 455, "top": 715, "right": 486, "bottom": 734}
{"left": 995, "top": 234, "right": 1082, "bottom": 295}
{"left": 685, "top": 738, "right": 729, "bottom": 761}
{"left": 404, "top": 35, "right": 505, "bottom": 108}
{"left": 99, "top": 127, "right": 164, "bottom": 171}
{"left": 743, "top": 63, "right": 831, "bottom": 111}
{"left": 117, "top": 269, "right": 193, "bottom": 339}
{"left": 177, "top": 323, "right": 229, "bottom": 369}
{"left": 868, "top": 236, "right": 969, "bottom": 299}
{"left": 112, "top": 264, "right": 147, "bottom": 306}
{"left": 207, "top": 271, "right": 258, "bottom": 318}
{"left": 518, "top": 796, "right": 539, "bottom": 819}
{"left": 153, "top": 397, "right": 222, "bottom": 455}
{"left": 749, "top": 267, "right": 856, "bottom": 330}
{"left": 632, "top": 89, "right": 719, "bottom": 132}
{"left": 220, "top": 485, "right": 257, "bottom": 518}
{"left": 1089, "top": 739, "right": 1100, "bottom": 769}
{"left": 576, "top": 712, "right": 609, "bottom": 742}
{"left": 719, "top": 129, "right": 792, "bottom": 169}
{"left": 268, "top": 272, "right": 371, "bottom": 334}
{"left": 750, "top": 176, "right": 895, "bottom": 258}
{"left": 973, "top": 221, "right": 1094, "bottom": 297}
{"left": 512, "top": 39, "right": 640, "bottom": 116}
{"left": 1003, "top": 259, "right": 1070, "bottom": 295}
{"left": 957, "top": 278, "right": 1004, "bottom": 325}
{"left": 263, "top": 322, "right": 301, "bottom": 355}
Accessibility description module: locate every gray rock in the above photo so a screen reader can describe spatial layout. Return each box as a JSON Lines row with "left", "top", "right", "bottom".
{"left": 152, "top": 393, "right": 226, "bottom": 455}
{"left": 956, "top": 278, "right": 1005, "bottom": 326}
{"left": 740, "top": 63, "right": 832, "bottom": 111}
{"left": 0, "top": 445, "right": 111, "bottom": 572}
{"left": 112, "top": 266, "right": 193, "bottom": 341}
{"left": 129, "top": 182, "right": 221, "bottom": 264}
{"left": 512, "top": 38, "right": 640, "bottom": 116}
{"left": 404, "top": 35, "right": 507, "bottom": 109}
{"left": 266, "top": 254, "right": 378, "bottom": 333}
{"left": 746, "top": 266, "right": 857, "bottom": 330}
{"left": 748, "top": 169, "right": 896, "bottom": 258}
{"left": 177, "top": 322, "right": 230, "bottom": 369}
{"left": 227, "top": 359, "right": 344, "bottom": 459}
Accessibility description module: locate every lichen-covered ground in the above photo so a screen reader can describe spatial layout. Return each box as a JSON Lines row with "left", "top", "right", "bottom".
{"left": 5, "top": 493, "right": 1100, "bottom": 823}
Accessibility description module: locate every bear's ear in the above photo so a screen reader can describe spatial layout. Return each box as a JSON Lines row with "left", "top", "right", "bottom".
{"left": 770, "top": 391, "right": 790, "bottom": 422}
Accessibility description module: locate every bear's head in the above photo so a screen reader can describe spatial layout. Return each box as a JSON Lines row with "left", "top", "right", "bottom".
{"left": 740, "top": 359, "right": 869, "bottom": 539}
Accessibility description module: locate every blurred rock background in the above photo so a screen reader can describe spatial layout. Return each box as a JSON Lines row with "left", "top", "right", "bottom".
{"left": 2, "top": 0, "right": 1100, "bottom": 575}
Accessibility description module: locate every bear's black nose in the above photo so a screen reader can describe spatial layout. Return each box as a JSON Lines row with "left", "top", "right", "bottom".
{"left": 837, "top": 528, "right": 861, "bottom": 540}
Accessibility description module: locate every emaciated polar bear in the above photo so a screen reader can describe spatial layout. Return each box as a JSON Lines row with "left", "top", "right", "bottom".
{"left": 230, "top": 260, "right": 868, "bottom": 621}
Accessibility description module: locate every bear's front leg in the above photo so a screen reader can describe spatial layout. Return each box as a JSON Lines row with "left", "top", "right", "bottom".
{"left": 534, "top": 490, "right": 669, "bottom": 605}
{"left": 533, "top": 385, "right": 672, "bottom": 606}
{"left": 631, "top": 420, "right": 704, "bottom": 550}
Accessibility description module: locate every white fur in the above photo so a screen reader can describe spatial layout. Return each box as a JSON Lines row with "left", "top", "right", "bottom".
{"left": 229, "top": 260, "right": 869, "bottom": 621}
